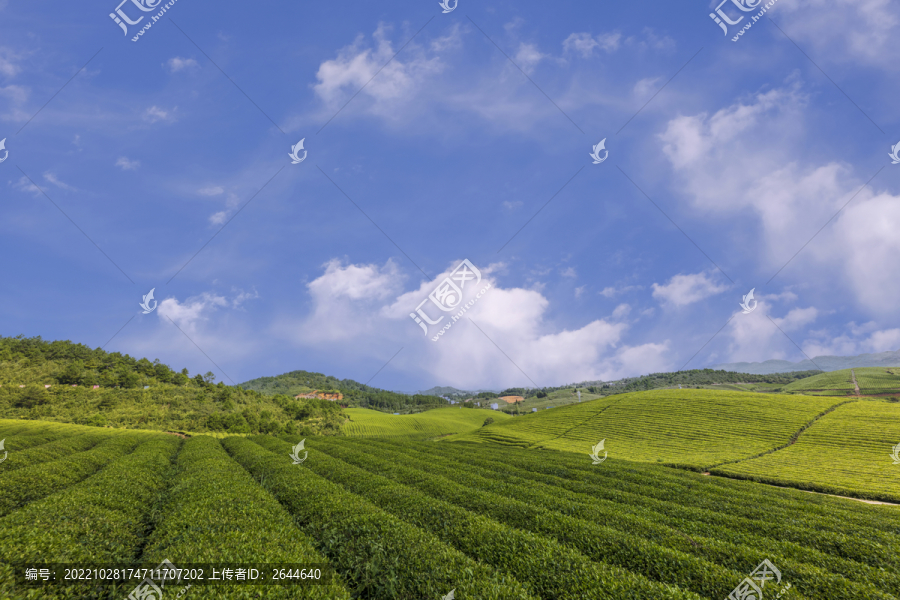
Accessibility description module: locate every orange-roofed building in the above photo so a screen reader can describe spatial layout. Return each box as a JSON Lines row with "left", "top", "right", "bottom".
{"left": 499, "top": 395, "right": 524, "bottom": 404}
{"left": 294, "top": 390, "right": 344, "bottom": 401}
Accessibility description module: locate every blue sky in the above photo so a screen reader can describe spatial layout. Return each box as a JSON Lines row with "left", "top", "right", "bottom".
{"left": 1, "top": 0, "right": 899, "bottom": 391}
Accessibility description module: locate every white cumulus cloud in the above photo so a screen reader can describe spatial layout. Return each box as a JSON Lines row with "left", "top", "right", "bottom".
{"left": 272, "top": 259, "right": 675, "bottom": 388}
{"left": 652, "top": 271, "right": 729, "bottom": 307}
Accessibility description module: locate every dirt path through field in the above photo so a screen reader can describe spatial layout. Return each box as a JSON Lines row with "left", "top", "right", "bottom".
{"left": 851, "top": 369, "right": 860, "bottom": 396}
{"left": 700, "top": 471, "right": 898, "bottom": 506}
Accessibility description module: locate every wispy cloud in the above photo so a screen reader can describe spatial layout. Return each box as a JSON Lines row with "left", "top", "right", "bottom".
{"left": 600, "top": 285, "right": 642, "bottom": 298}
{"left": 562, "top": 32, "right": 621, "bottom": 57}
{"left": 652, "top": 271, "right": 729, "bottom": 307}
{"left": 197, "top": 186, "right": 225, "bottom": 196}
{"left": 42, "top": 172, "right": 76, "bottom": 192}
{"left": 116, "top": 157, "right": 140, "bottom": 171}
{"left": 143, "top": 106, "right": 175, "bottom": 123}
{"left": 209, "top": 192, "right": 240, "bottom": 226}
{"left": 13, "top": 176, "right": 40, "bottom": 196}
{"left": 166, "top": 57, "right": 199, "bottom": 73}
{"left": 0, "top": 47, "right": 21, "bottom": 77}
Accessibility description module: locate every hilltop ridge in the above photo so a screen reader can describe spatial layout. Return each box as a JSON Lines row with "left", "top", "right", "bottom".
{"left": 712, "top": 349, "right": 900, "bottom": 374}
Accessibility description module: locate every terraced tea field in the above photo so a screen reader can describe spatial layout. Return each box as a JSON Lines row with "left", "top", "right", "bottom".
{"left": 341, "top": 406, "right": 510, "bottom": 437}
{"left": 451, "top": 389, "right": 900, "bottom": 501}
{"left": 1, "top": 418, "right": 898, "bottom": 600}
{"left": 782, "top": 367, "right": 900, "bottom": 396}
{"left": 853, "top": 368, "right": 900, "bottom": 395}
{"left": 713, "top": 400, "right": 900, "bottom": 502}
{"left": 450, "top": 390, "right": 839, "bottom": 464}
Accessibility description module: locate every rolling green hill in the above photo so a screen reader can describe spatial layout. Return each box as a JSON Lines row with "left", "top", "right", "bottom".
{"left": 782, "top": 367, "right": 900, "bottom": 396}
{"left": 448, "top": 389, "right": 900, "bottom": 502}
{"left": 240, "top": 369, "right": 447, "bottom": 412}
{"left": 342, "top": 407, "right": 512, "bottom": 438}
{"left": 0, "top": 336, "right": 345, "bottom": 435}
{"left": 592, "top": 368, "right": 821, "bottom": 395}
{"left": 712, "top": 400, "right": 900, "bottom": 501}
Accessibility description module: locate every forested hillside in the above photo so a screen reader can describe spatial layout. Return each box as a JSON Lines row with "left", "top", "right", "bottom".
{"left": 443, "top": 369, "right": 823, "bottom": 401}
{"left": 588, "top": 368, "right": 822, "bottom": 395}
{"left": 240, "top": 369, "right": 446, "bottom": 412}
{"left": 0, "top": 336, "right": 345, "bottom": 435}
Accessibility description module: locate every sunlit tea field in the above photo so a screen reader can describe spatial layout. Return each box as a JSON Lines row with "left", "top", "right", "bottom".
{"left": 0, "top": 417, "right": 898, "bottom": 599}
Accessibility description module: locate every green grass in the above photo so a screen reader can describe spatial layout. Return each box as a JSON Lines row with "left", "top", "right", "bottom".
{"left": 341, "top": 407, "right": 512, "bottom": 437}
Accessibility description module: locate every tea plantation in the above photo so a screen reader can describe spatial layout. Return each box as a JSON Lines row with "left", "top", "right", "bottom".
{"left": 782, "top": 367, "right": 900, "bottom": 396}
{"left": 341, "top": 406, "right": 511, "bottom": 437}
{"left": 449, "top": 389, "right": 900, "bottom": 501}
{"left": 0, "top": 413, "right": 898, "bottom": 600}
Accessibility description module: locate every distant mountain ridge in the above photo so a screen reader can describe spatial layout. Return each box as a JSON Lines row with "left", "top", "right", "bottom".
{"left": 712, "top": 349, "right": 900, "bottom": 375}
{"left": 417, "top": 386, "right": 498, "bottom": 397}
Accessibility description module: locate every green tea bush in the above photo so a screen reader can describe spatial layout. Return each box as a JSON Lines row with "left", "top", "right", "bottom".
{"left": 223, "top": 436, "right": 535, "bottom": 600}
{"left": 253, "top": 436, "right": 702, "bottom": 600}
{"left": 0, "top": 430, "right": 113, "bottom": 472}
{"left": 0, "top": 434, "right": 180, "bottom": 599}
{"left": 414, "top": 440, "right": 900, "bottom": 593}
{"left": 138, "top": 436, "right": 350, "bottom": 599}
{"left": 0, "top": 432, "right": 147, "bottom": 517}
{"left": 339, "top": 437, "right": 893, "bottom": 600}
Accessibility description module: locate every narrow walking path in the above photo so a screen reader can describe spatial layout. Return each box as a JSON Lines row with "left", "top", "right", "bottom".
{"left": 704, "top": 399, "right": 855, "bottom": 470}
{"left": 700, "top": 471, "right": 899, "bottom": 506}
{"left": 851, "top": 369, "right": 861, "bottom": 396}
